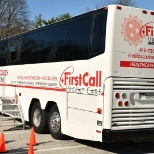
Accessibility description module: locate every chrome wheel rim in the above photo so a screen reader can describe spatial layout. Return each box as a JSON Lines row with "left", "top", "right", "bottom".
{"left": 50, "top": 111, "right": 60, "bottom": 132}
{"left": 33, "top": 109, "right": 41, "bottom": 127}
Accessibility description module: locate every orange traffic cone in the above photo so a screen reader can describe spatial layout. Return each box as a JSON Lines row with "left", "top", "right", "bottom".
{"left": 28, "top": 127, "right": 36, "bottom": 146}
{"left": 0, "top": 132, "right": 7, "bottom": 153}
{"left": 28, "top": 143, "right": 34, "bottom": 154}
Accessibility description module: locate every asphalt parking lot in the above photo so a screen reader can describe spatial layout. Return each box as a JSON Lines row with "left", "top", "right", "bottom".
{"left": 1, "top": 123, "right": 154, "bottom": 154}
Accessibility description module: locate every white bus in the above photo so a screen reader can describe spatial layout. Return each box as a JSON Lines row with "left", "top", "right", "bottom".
{"left": 0, "top": 5, "right": 154, "bottom": 142}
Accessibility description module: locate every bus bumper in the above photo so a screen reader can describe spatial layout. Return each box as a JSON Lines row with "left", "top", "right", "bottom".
{"left": 102, "top": 129, "right": 154, "bottom": 142}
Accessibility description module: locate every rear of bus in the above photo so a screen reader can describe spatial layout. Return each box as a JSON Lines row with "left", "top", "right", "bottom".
{"left": 103, "top": 5, "right": 154, "bottom": 142}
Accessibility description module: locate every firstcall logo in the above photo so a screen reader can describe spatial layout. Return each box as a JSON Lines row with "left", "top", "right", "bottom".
{"left": 121, "top": 15, "right": 154, "bottom": 46}
{"left": 59, "top": 66, "right": 102, "bottom": 88}
{"left": 140, "top": 22, "right": 154, "bottom": 45}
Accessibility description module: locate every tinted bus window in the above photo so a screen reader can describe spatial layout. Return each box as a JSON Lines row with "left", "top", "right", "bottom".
{"left": 92, "top": 13, "right": 106, "bottom": 55}
{"left": 8, "top": 37, "right": 22, "bottom": 65}
{"left": 40, "top": 24, "right": 65, "bottom": 62}
{"left": 21, "top": 32, "right": 41, "bottom": 64}
{"left": 0, "top": 40, "right": 8, "bottom": 66}
{"left": 64, "top": 15, "right": 92, "bottom": 61}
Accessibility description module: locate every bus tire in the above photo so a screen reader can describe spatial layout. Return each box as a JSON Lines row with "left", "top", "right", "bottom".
{"left": 31, "top": 102, "right": 48, "bottom": 134}
{"left": 48, "top": 104, "right": 65, "bottom": 139}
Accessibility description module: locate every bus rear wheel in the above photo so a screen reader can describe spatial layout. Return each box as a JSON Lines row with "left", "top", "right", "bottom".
{"left": 48, "top": 104, "right": 65, "bottom": 139}
{"left": 31, "top": 102, "right": 48, "bottom": 134}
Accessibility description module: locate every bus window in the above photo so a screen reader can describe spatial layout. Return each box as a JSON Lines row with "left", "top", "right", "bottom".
{"left": 64, "top": 15, "right": 92, "bottom": 61}
{"left": 91, "top": 13, "right": 106, "bottom": 56}
{"left": 40, "top": 24, "right": 65, "bottom": 62}
{"left": 10, "top": 50, "right": 18, "bottom": 62}
{"left": 0, "top": 40, "right": 7, "bottom": 66}
{"left": 7, "top": 37, "right": 22, "bottom": 65}
{"left": 21, "top": 32, "right": 41, "bottom": 64}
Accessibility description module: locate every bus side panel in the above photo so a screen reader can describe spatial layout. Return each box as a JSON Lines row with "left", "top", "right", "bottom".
{"left": 67, "top": 93, "right": 97, "bottom": 112}
{"left": 66, "top": 108, "right": 99, "bottom": 141}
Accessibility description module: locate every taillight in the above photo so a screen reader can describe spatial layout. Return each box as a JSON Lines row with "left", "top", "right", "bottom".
{"left": 115, "top": 93, "right": 120, "bottom": 99}
{"left": 115, "top": 92, "right": 129, "bottom": 107}
{"left": 117, "top": 101, "right": 123, "bottom": 107}
{"left": 124, "top": 101, "right": 129, "bottom": 107}
{"left": 121, "top": 93, "right": 127, "bottom": 99}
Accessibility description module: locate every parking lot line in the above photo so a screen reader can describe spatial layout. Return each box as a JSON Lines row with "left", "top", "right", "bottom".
{"left": 4, "top": 130, "right": 30, "bottom": 135}
{"left": 8, "top": 145, "right": 86, "bottom": 154}
{"left": 35, "top": 145, "right": 86, "bottom": 152}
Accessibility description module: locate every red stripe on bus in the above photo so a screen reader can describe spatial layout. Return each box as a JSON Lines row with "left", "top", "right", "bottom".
{"left": 120, "top": 61, "right": 154, "bottom": 69}
{"left": 0, "top": 84, "right": 66, "bottom": 92}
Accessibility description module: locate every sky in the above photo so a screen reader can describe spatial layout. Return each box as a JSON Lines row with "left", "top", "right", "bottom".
{"left": 26, "top": 0, "right": 154, "bottom": 21}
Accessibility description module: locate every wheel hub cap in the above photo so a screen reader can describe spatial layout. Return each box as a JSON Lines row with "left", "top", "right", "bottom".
{"left": 33, "top": 109, "right": 41, "bottom": 127}
{"left": 50, "top": 112, "right": 60, "bottom": 132}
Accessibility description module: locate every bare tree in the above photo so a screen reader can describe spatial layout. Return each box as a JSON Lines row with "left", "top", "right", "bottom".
{"left": 84, "top": 3, "right": 103, "bottom": 13}
{"left": 111, "top": 0, "right": 136, "bottom": 7}
{"left": 0, "top": 0, "right": 31, "bottom": 39}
